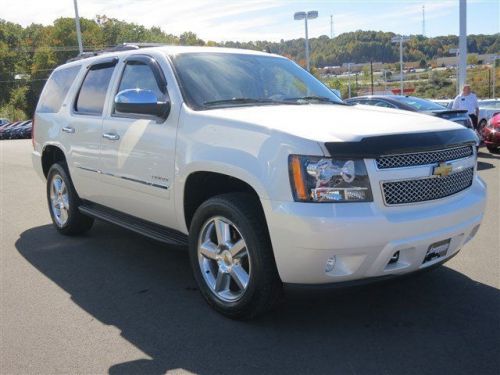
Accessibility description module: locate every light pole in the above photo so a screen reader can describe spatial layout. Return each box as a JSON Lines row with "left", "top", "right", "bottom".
{"left": 73, "top": 0, "right": 83, "bottom": 54}
{"left": 346, "top": 62, "right": 354, "bottom": 98}
{"left": 391, "top": 35, "right": 410, "bottom": 95}
{"left": 294, "top": 11, "right": 318, "bottom": 72}
{"left": 493, "top": 55, "right": 498, "bottom": 98}
{"left": 458, "top": 0, "right": 467, "bottom": 93}
{"left": 449, "top": 48, "right": 460, "bottom": 95}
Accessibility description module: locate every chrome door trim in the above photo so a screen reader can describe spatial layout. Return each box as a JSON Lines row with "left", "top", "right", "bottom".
{"left": 76, "top": 166, "right": 169, "bottom": 190}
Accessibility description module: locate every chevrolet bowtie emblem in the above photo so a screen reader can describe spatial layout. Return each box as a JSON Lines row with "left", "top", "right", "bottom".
{"left": 433, "top": 162, "right": 453, "bottom": 177}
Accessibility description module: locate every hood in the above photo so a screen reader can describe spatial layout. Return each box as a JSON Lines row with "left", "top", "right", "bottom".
{"left": 201, "top": 103, "right": 463, "bottom": 143}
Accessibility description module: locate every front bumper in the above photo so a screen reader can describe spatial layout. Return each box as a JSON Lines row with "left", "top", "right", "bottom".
{"left": 262, "top": 177, "right": 486, "bottom": 284}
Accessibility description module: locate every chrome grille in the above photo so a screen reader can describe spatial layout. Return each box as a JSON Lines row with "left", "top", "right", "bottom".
{"left": 376, "top": 145, "right": 473, "bottom": 169}
{"left": 382, "top": 167, "right": 474, "bottom": 205}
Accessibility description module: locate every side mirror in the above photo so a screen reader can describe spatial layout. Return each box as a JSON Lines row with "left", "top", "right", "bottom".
{"left": 114, "top": 89, "right": 170, "bottom": 119}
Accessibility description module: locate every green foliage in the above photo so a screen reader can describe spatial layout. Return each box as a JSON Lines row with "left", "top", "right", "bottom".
{"left": 0, "top": 85, "right": 29, "bottom": 120}
{"left": 0, "top": 16, "right": 498, "bottom": 117}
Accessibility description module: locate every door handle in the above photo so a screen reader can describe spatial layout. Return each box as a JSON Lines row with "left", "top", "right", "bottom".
{"left": 62, "top": 126, "right": 75, "bottom": 134}
{"left": 102, "top": 133, "right": 120, "bottom": 141}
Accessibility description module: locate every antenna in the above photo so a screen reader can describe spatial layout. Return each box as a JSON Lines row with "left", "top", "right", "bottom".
{"left": 330, "top": 14, "right": 334, "bottom": 38}
{"left": 422, "top": 5, "right": 426, "bottom": 36}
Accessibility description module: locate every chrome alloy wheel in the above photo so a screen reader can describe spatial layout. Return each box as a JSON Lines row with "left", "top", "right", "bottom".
{"left": 197, "top": 217, "right": 251, "bottom": 302}
{"left": 49, "top": 174, "right": 69, "bottom": 227}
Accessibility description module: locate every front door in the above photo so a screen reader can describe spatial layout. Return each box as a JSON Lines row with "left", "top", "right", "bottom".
{"left": 98, "top": 55, "right": 178, "bottom": 228}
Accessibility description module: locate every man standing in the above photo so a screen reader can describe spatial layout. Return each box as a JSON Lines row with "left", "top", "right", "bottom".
{"left": 452, "top": 84, "right": 479, "bottom": 130}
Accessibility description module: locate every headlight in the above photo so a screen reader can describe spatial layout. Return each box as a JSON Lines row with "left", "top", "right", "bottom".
{"left": 289, "top": 155, "right": 373, "bottom": 202}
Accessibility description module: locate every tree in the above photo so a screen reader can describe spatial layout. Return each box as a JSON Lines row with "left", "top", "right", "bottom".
{"left": 419, "top": 58, "right": 427, "bottom": 69}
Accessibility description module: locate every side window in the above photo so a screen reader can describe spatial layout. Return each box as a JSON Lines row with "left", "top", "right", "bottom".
{"left": 373, "top": 100, "right": 396, "bottom": 108}
{"left": 75, "top": 64, "right": 115, "bottom": 115}
{"left": 117, "top": 62, "right": 164, "bottom": 100}
{"left": 37, "top": 65, "right": 81, "bottom": 113}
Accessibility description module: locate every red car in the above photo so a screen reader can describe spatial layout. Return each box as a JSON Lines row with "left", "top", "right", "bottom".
{"left": 483, "top": 112, "right": 500, "bottom": 153}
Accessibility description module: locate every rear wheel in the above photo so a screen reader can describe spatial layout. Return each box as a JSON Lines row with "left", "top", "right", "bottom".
{"left": 47, "top": 163, "right": 94, "bottom": 235}
{"left": 188, "top": 193, "right": 282, "bottom": 319}
{"left": 487, "top": 145, "right": 498, "bottom": 153}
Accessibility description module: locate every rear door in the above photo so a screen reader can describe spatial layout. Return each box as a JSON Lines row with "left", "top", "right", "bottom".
{"left": 64, "top": 58, "right": 118, "bottom": 200}
{"left": 98, "top": 54, "right": 178, "bottom": 228}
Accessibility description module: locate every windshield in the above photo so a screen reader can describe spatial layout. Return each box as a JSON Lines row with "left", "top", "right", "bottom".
{"left": 170, "top": 52, "right": 343, "bottom": 110}
{"left": 479, "top": 100, "right": 500, "bottom": 109}
{"left": 391, "top": 96, "right": 446, "bottom": 111}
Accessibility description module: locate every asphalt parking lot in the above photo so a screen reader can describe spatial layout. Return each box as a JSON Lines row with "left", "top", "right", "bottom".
{"left": 1, "top": 139, "right": 499, "bottom": 375}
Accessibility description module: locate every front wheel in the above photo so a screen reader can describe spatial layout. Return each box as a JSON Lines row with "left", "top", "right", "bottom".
{"left": 188, "top": 193, "right": 282, "bottom": 319}
{"left": 47, "top": 163, "right": 94, "bottom": 235}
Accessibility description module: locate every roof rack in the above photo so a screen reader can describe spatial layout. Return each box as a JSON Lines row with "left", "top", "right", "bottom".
{"left": 66, "top": 43, "right": 168, "bottom": 62}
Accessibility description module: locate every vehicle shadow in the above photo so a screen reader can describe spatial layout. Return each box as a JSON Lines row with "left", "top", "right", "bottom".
{"left": 477, "top": 160, "right": 495, "bottom": 171}
{"left": 478, "top": 150, "right": 500, "bottom": 160}
{"left": 16, "top": 223, "right": 500, "bottom": 375}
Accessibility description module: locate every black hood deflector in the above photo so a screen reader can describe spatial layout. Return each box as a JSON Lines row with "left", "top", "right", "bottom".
{"left": 325, "top": 128, "right": 478, "bottom": 159}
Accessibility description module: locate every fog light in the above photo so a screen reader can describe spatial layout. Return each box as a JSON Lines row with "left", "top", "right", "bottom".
{"left": 325, "top": 256, "right": 336, "bottom": 272}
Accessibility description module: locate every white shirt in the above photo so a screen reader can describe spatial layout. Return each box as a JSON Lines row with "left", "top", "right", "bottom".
{"left": 452, "top": 93, "right": 478, "bottom": 115}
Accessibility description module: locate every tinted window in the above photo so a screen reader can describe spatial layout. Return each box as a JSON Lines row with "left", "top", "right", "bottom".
{"left": 171, "top": 53, "right": 342, "bottom": 110}
{"left": 75, "top": 65, "right": 115, "bottom": 115}
{"left": 117, "top": 62, "right": 163, "bottom": 99}
{"left": 37, "top": 65, "right": 81, "bottom": 113}
{"left": 391, "top": 96, "right": 444, "bottom": 111}
{"left": 373, "top": 100, "right": 395, "bottom": 108}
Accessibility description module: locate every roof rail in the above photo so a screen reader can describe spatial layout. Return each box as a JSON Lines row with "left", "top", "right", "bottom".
{"left": 66, "top": 42, "right": 168, "bottom": 63}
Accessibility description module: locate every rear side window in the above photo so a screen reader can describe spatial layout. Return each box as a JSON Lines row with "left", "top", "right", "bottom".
{"left": 75, "top": 65, "right": 115, "bottom": 115}
{"left": 37, "top": 65, "right": 81, "bottom": 113}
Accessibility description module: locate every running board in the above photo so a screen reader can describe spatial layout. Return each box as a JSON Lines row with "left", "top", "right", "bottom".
{"left": 79, "top": 201, "right": 188, "bottom": 246}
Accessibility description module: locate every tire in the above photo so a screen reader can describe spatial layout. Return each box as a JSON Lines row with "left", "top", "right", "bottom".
{"left": 46, "top": 162, "right": 94, "bottom": 235}
{"left": 487, "top": 145, "right": 498, "bottom": 153}
{"left": 188, "top": 193, "right": 282, "bottom": 319}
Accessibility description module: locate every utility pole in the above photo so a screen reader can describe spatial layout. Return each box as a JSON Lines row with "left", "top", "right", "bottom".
{"left": 493, "top": 55, "right": 498, "bottom": 98}
{"left": 488, "top": 68, "right": 491, "bottom": 98}
{"left": 370, "top": 61, "right": 374, "bottom": 95}
{"left": 391, "top": 35, "right": 410, "bottom": 95}
{"left": 73, "top": 0, "right": 83, "bottom": 54}
{"left": 347, "top": 62, "right": 353, "bottom": 98}
{"left": 330, "top": 15, "right": 334, "bottom": 38}
{"left": 458, "top": 0, "right": 467, "bottom": 92}
{"left": 422, "top": 5, "right": 426, "bottom": 36}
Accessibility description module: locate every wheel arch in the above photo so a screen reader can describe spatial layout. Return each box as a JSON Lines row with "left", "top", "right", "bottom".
{"left": 179, "top": 166, "right": 268, "bottom": 233}
{"left": 41, "top": 143, "right": 67, "bottom": 177}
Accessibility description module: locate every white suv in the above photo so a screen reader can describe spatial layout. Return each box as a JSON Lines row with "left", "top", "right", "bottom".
{"left": 32, "top": 45, "right": 486, "bottom": 318}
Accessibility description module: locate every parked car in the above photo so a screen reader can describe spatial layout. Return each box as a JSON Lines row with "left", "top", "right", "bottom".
{"left": 32, "top": 45, "right": 485, "bottom": 318}
{"left": 0, "top": 120, "right": 32, "bottom": 139}
{"left": 431, "top": 99, "right": 453, "bottom": 109}
{"left": 346, "top": 95, "right": 473, "bottom": 128}
{"left": 0, "top": 121, "right": 21, "bottom": 139}
{"left": 482, "top": 112, "right": 500, "bottom": 153}
{"left": 478, "top": 99, "right": 500, "bottom": 131}
{"left": 0, "top": 118, "right": 11, "bottom": 126}
{"left": 11, "top": 120, "right": 33, "bottom": 139}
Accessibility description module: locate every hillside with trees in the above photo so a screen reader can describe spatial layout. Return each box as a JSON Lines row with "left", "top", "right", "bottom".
{"left": 0, "top": 16, "right": 498, "bottom": 119}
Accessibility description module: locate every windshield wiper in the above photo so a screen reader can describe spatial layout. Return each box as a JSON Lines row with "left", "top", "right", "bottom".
{"left": 203, "top": 97, "right": 295, "bottom": 107}
{"left": 286, "top": 96, "right": 346, "bottom": 104}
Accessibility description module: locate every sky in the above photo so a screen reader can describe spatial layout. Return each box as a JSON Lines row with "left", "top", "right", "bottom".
{"left": 2, "top": 0, "right": 499, "bottom": 42}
